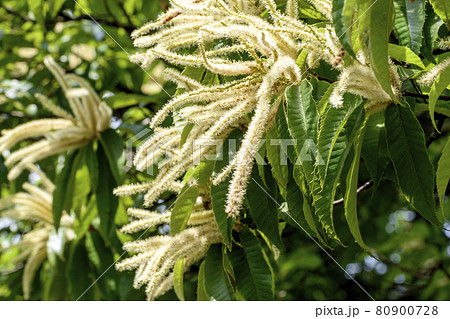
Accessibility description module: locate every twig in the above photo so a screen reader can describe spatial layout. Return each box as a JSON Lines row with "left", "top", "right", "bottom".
{"left": 314, "top": 73, "right": 336, "bottom": 83}
{"left": 403, "top": 91, "right": 450, "bottom": 101}
{"left": 333, "top": 180, "right": 373, "bottom": 206}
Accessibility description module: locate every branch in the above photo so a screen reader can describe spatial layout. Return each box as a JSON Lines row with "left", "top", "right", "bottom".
{"left": 314, "top": 73, "right": 336, "bottom": 83}
{"left": 403, "top": 90, "right": 450, "bottom": 101}
{"left": 333, "top": 180, "right": 373, "bottom": 206}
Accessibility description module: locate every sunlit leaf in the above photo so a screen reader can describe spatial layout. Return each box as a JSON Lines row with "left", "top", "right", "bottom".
{"left": 173, "top": 257, "right": 185, "bottom": 301}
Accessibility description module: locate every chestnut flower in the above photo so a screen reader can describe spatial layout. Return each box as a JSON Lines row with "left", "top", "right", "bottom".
{"left": 0, "top": 56, "right": 112, "bottom": 180}
{"left": 0, "top": 165, "right": 75, "bottom": 299}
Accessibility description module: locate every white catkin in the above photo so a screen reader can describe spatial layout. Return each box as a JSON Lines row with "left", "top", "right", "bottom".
{"left": 0, "top": 56, "right": 112, "bottom": 180}
{"left": 115, "top": 0, "right": 405, "bottom": 300}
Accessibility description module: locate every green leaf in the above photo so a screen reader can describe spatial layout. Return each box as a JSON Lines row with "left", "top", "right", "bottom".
{"left": 286, "top": 82, "right": 318, "bottom": 145}
{"left": 204, "top": 245, "right": 236, "bottom": 301}
{"left": 429, "top": 0, "right": 450, "bottom": 28}
{"left": 369, "top": 0, "right": 399, "bottom": 102}
{"left": 85, "top": 142, "right": 99, "bottom": 191}
{"left": 104, "top": 93, "right": 158, "bottom": 109}
{"left": 0, "top": 155, "right": 7, "bottom": 188}
{"left": 211, "top": 130, "right": 242, "bottom": 248}
{"left": 170, "top": 183, "right": 200, "bottom": 235}
{"left": 393, "top": 0, "right": 426, "bottom": 54}
{"left": 312, "top": 80, "right": 331, "bottom": 105}
{"left": 388, "top": 44, "right": 426, "bottom": 69}
{"left": 284, "top": 164, "right": 326, "bottom": 244}
{"left": 71, "top": 163, "right": 90, "bottom": 214}
{"left": 421, "top": 4, "right": 444, "bottom": 63}
{"left": 332, "top": 0, "right": 357, "bottom": 59}
{"left": 437, "top": 138, "right": 450, "bottom": 217}
{"left": 297, "top": 0, "right": 328, "bottom": 19}
{"left": 247, "top": 166, "right": 284, "bottom": 249}
{"left": 180, "top": 122, "right": 194, "bottom": 146}
{"left": 99, "top": 129, "right": 124, "bottom": 184}
{"left": 174, "top": 66, "right": 206, "bottom": 96}
{"left": 415, "top": 101, "right": 450, "bottom": 117}
{"left": 42, "top": 259, "right": 67, "bottom": 300}
{"left": 285, "top": 175, "right": 314, "bottom": 236}
{"left": 48, "top": 0, "right": 66, "bottom": 19}
{"left": 354, "top": 0, "right": 372, "bottom": 54}
{"left": 361, "top": 112, "right": 390, "bottom": 192}
{"left": 344, "top": 120, "right": 368, "bottom": 249}
{"left": 429, "top": 64, "right": 450, "bottom": 131}
{"left": 66, "top": 241, "right": 94, "bottom": 300}
{"left": 385, "top": 103, "right": 439, "bottom": 225}
{"left": 185, "top": 159, "right": 215, "bottom": 187}
{"left": 318, "top": 96, "right": 364, "bottom": 181}
{"left": 275, "top": 102, "right": 297, "bottom": 165}
{"left": 96, "top": 144, "right": 119, "bottom": 242}
{"left": 173, "top": 257, "right": 185, "bottom": 301}
{"left": 52, "top": 150, "right": 79, "bottom": 230}
{"left": 228, "top": 228, "right": 273, "bottom": 300}
{"left": 27, "top": 0, "right": 45, "bottom": 30}
{"left": 74, "top": 196, "right": 98, "bottom": 240}
{"left": 315, "top": 97, "right": 365, "bottom": 242}
{"left": 317, "top": 82, "right": 337, "bottom": 115}
{"left": 196, "top": 261, "right": 209, "bottom": 301}
{"left": 285, "top": 81, "right": 318, "bottom": 184}
{"left": 265, "top": 124, "right": 288, "bottom": 190}
{"left": 105, "top": 0, "right": 128, "bottom": 25}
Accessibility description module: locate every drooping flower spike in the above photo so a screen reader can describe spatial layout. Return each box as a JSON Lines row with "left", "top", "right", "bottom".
{"left": 0, "top": 164, "right": 75, "bottom": 299}
{"left": 330, "top": 52, "right": 402, "bottom": 114}
{"left": 115, "top": 0, "right": 344, "bottom": 211}
{"left": 0, "top": 56, "right": 112, "bottom": 180}
{"left": 417, "top": 58, "right": 450, "bottom": 87}
{"left": 115, "top": 0, "right": 407, "bottom": 300}
{"left": 115, "top": 207, "right": 222, "bottom": 301}
{"left": 417, "top": 38, "right": 450, "bottom": 87}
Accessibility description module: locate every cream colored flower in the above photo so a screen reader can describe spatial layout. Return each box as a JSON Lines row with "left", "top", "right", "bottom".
{"left": 0, "top": 165, "right": 75, "bottom": 299}
{"left": 417, "top": 57, "right": 450, "bottom": 87}
{"left": 114, "top": 0, "right": 406, "bottom": 300}
{"left": 438, "top": 36, "right": 450, "bottom": 50}
{"left": 330, "top": 52, "right": 402, "bottom": 114}
{"left": 0, "top": 56, "right": 112, "bottom": 180}
{"left": 115, "top": 0, "right": 343, "bottom": 215}
{"left": 116, "top": 208, "right": 222, "bottom": 300}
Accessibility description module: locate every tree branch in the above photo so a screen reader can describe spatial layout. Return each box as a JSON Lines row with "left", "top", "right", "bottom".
{"left": 333, "top": 180, "right": 373, "bottom": 206}
{"left": 403, "top": 90, "right": 450, "bottom": 101}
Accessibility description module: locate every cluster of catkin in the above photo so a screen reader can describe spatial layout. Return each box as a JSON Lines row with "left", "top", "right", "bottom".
{"left": 0, "top": 57, "right": 110, "bottom": 299}
{"left": 113, "top": 0, "right": 409, "bottom": 299}
{"left": 0, "top": 165, "right": 75, "bottom": 300}
{"left": 0, "top": 56, "right": 112, "bottom": 180}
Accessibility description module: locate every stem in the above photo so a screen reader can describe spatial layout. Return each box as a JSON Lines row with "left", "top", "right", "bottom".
{"left": 333, "top": 180, "right": 373, "bottom": 206}
{"left": 403, "top": 91, "right": 450, "bottom": 101}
